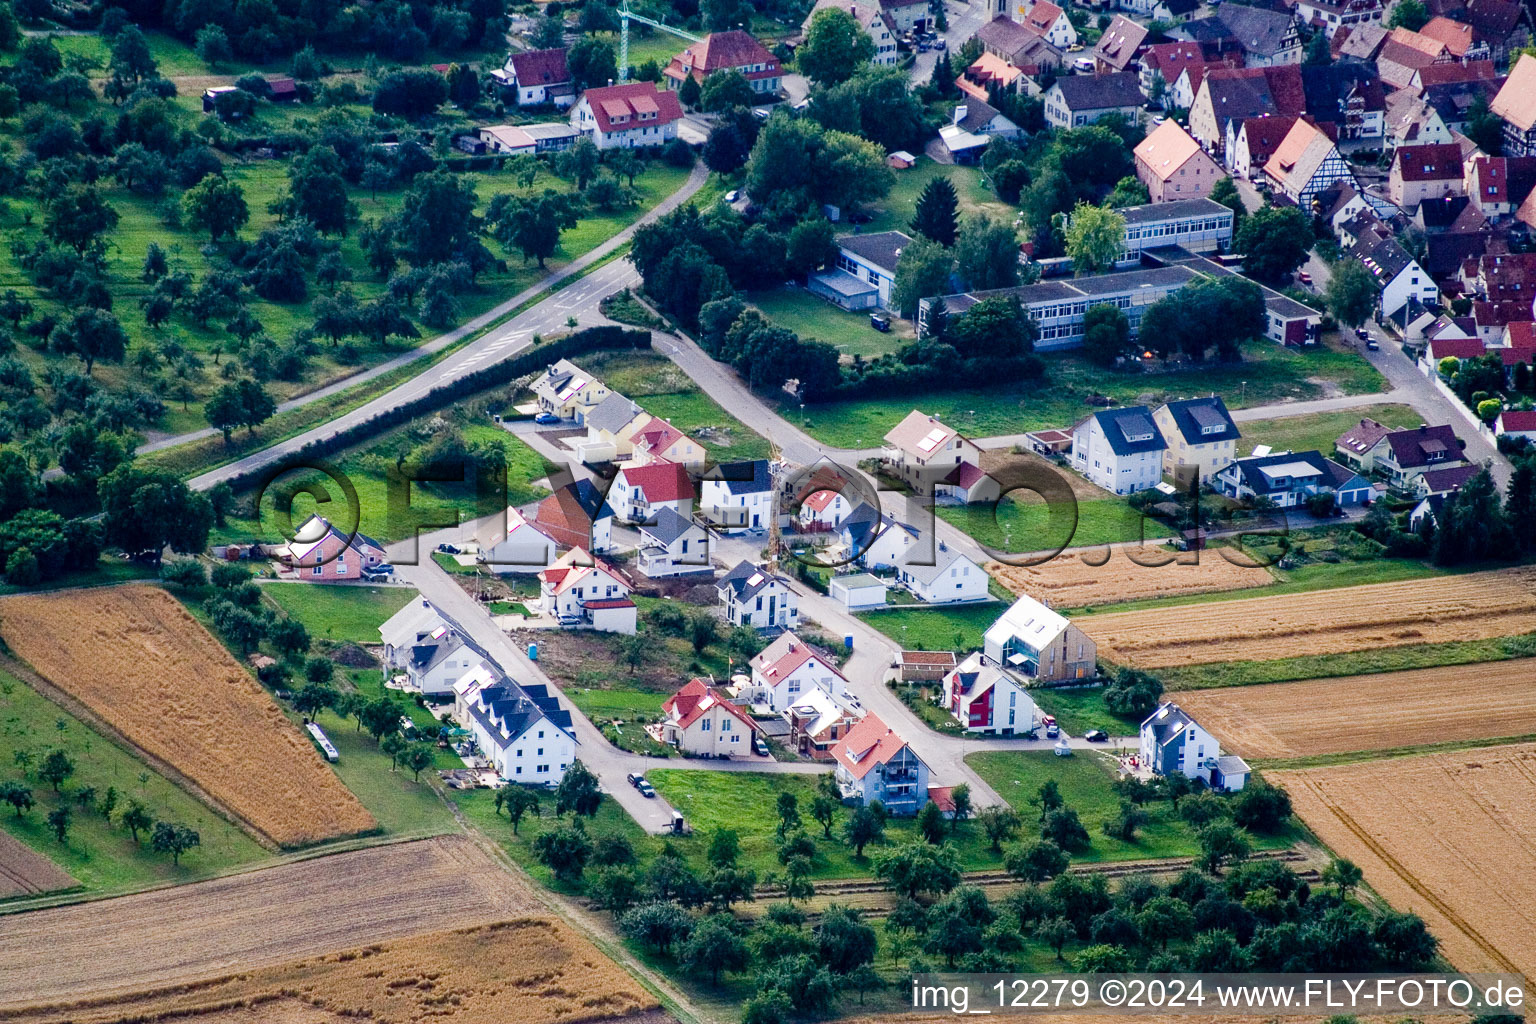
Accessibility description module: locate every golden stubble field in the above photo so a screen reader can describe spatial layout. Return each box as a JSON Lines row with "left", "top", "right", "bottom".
{"left": 1272, "top": 743, "right": 1536, "bottom": 980}
{"left": 0, "top": 585, "right": 376, "bottom": 848}
{"left": 0, "top": 920, "right": 660, "bottom": 1024}
{"left": 1174, "top": 659, "right": 1536, "bottom": 759}
{"left": 1078, "top": 566, "right": 1536, "bottom": 668}
{"left": 986, "top": 550, "right": 1273, "bottom": 608}
{"left": 0, "top": 836, "right": 544, "bottom": 1009}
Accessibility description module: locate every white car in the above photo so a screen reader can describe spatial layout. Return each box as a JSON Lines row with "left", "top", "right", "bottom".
{"left": 724, "top": 189, "right": 740, "bottom": 203}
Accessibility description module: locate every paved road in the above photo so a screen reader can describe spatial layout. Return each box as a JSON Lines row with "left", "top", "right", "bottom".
{"left": 164, "top": 161, "right": 707, "bottom": 473}
{"left": 911, "top": 0, "right": 992, "bottom": 83}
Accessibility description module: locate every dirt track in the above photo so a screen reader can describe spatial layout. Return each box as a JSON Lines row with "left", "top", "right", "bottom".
{"left": 1174, "top": 659, "right": 1536, "bottom": 759}
{"left": 0, "top": 836, "right": 541, "bottom": 1009}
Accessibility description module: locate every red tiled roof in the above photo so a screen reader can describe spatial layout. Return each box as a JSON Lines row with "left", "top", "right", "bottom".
{"left": 1418, "top": 15, "right": 1476, "bottom": 57}
{"left": 803, "top": 488, "right": 843, "bottom": 513}
{"left": 663, "top": 677, "right": 760, "bottom": 732}
{"left": 1264, "top": 64, "right": 1305, "bottom": 117}
{"left": 632, "top": 415, "right": 688, "bottom": 456}
{"left": 1022, "top": 0, "right": 1064, "bottom": 35}
{"left": 1395, "top": 143, "right": 1464, "bottom": 182}
{"left": 1416, "top": 59, "right": 1498, "bottom": 87}
{"left": 1499, "top": 344, "right": 1536, "bottom": 366}
{"left": 1336, "top": 416, "right": 1393, "bottom": 455}
{"left": 943, "top": 461, "right": 989, "bottom": 488}
{"left": 665, "top": 30, "right": 778, "bottom": 83}
{"left": 1428, "top": 337, "right": 1486, "bottom": 360}
{"left": 1239, "top": 114, "right": 1298, "bottom": 164}
{"left": 1499, "top": 409, "right": 1536, "bottom": 432}
{"left": 509, "top": 47, "right": 570, "bottom": 86}
{"left": 581, "top": 82, "right": 683, "bottom": 134}
{"left": 619, "top": 460, "right": 695, "bottom": 502}
{"left": 1507, "top": 322, "right": 1536, "bottom": 347}
{"left": 830, "top": 712, "right": 909, "bottom": 780}
{"left": 927, "top": 786, "right": 956, "bottom": 814}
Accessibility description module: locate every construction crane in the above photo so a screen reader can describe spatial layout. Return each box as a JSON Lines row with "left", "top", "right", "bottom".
{"left": 618, "top": 0, "right": 701, "bottom": 81}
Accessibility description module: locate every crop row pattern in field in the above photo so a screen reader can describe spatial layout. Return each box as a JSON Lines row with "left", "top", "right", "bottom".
{"left": 986, "top": 550, "right": 1273, "bottom": 609}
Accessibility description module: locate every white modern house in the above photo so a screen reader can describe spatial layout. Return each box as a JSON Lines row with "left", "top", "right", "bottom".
{"left": 570, "top": 82, "right": 684, "bottom": 149}
{"left": 895, "top": 543, "right": 989, "bottom": 603}
{"left": 610, "top": 461, "right": 695, "bottom": 525}
{"left": 718, "top": 560, "right": 800, "bottom": 630}
{"left": 380, "top": 597, "right": 450, "bottom": 671}
{"left": 537, "top": 548, "right": 636, "bottom": 634}
{"left": 1071, "top": 406, "right": 1168, "bottom": 494}
{"left": 747, "top": 631, "right": 849, "bottom": 712}
{"left": 941, "top": 652, "right": 1041, "bottom": 735}
{"left": 478, "top": 506, "right": 558, "bottom": 573}
{"left": 454, "top": 666, "right": 577, "bottom": 784}
{"left": 839, "top": 502, "right": 920, "bottom": 570}
{"left": 636, "top": 507, "right": 713, "bottom": 577}
{"left": 530, "top": 360, "right": 610, "bottom": 423}
{"left": 983, "top": 594, "right": 1096, "bottom": 682}
{"left": 699, "top": 459, "right": 774, "bottom": 533}
{"left": 405, "top": 625, "right": 487, "bottom": 696}
{"left": 1139, "top": 702, "right": 1249, "bottom": 791}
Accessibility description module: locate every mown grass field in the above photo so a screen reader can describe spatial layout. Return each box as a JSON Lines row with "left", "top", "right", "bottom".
{"left": 858, "top": 602, "right": 1001, "bottom": 652}
{"left": 1235, "top": 403, "right": 1423, "bottom": 457}
{"left": 259, "top": 583, "right": 414, "bottom": 644}
{"left": 794, "top": 339, "right": 1389, "bottom": 448}
{"left": 966, "top": 750, "right": 1297, "bottom": 862}
{"left": 861, "top": 159, "right": 1015, "bottom": 237}
{"left": 578, "top": 350, "right": 772, "bottom": 461}
{"left": 748, "top": 287, "right": 915, "bottom": 359}
{"left": 0, "top": 668, "right": 270, "bottom": 896}
{"left": 939, "top": 496, "right": 1175, "bottom": 552}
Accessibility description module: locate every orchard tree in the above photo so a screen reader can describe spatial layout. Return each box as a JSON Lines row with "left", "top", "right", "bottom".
{"left": 48, "top": 805, "right": 70, "bottom": 843}
{"left": 151, "top": 821, "right": 201, "bottom": 864}
{"left": 555, "top": 759, "right": 602, "bottom": 817}
{"left": 681, "top": 914, "right": 748, "bottom": 984}
{"left": 486, "top": 190, "right": 583, "bottom": 268}
{"left": 205, "top": 378, "right": 275, "bottom": 441}
{"left": 38, "top": 748, "right": 75, "bottom": 792}
{"left": 52, "top": 308, "right": 128, "bottom": 374}
{"left": 122, "top": 800, "right": 153, "bottom": 843}
{"left": 183, "top": 175, "right": 249, "bottom": 240}
{"left": 843, "top": 804, "right": 886, "bottom": 857}
{"left": 0, "top": 780, "right": 33, "bottom": 818}
{"left": 45, "top": 185, "right": 120, "bottom": 253}
{"left": 978, "top": 805, "right": 1021, "bottom": 852}
{"left": 505, "top": 786, "right": 541, "bottom": 833}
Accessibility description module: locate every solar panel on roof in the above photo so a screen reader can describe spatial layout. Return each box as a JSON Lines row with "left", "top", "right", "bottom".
{"left": 557, "top": 378, "right": 588, "bottom": 400}
{"left": 746, "top": 572, "right": 764, "bottom": 587}
{"left": 917, "top": 427, "right": 948, "bottom": 453}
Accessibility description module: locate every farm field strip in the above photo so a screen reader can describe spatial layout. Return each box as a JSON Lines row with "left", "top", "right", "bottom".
{"left": 1173, "top": 659, "right": 1536, "bottom": 759}
{"left": 1271, "top": 743, "right": 1536, "bottom": 980}
{"left": 0, "top": 919, "right": 658, "bottom": 1024}
{"left": 0, "top": 585, "right": 375, "bottom": 848}
{"left": 986, "top": 550, "right": 1274, "bottom": 609}
{"left": 0, "top": 833, "right": 76, "bottom": 899}
{"left": 1078, "top": 566, "right": 1536, "bottom": 668}
{"left": 0, "top": 836, "right": 542, "bottom": 1009}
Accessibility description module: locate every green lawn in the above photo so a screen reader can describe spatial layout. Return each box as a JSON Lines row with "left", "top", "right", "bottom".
{"left": 1029, "top": 687, "right": 1140, "bottom": 737}
{"left": 565, "top": 687, "right": 671, "bottom": 721}
{"left": 965, "top": 750, "right": 1296, "bottom": 863}
{"left": 1236, "top": 404, "right": 1423, "bottom": 457}
{"left": 858, "top": 603, "right": 1001, "bottom": 652}
{"left": 307, "top": 705, "right": 461, "bottom": 836}
{"left": 578, "top": 351, "right": 771, "bottom": 461}
{"left": 0, "top": 670, "right": 270, "bottom": 897}
{"left": 860, "top": 159, "right": 1016, "bottom": 237}
{"left": 794, "top": 339, "right": 1389, "bottom": 448}
{"left": 938, "top": 497, "right": 1175, "bottom": 553}
{"left": 259, "top": 583, "right": 414, "bottom": 644}
{"left": 748, "top": 287, "right": 914, "bottom": 359}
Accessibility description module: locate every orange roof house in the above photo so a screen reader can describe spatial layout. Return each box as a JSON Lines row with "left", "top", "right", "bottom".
{"left": 1134, "top": 119, "right": 1223, "bottom": 202}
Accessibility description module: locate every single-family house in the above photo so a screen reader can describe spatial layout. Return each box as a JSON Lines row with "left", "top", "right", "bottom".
{"left": 663, "top": 30, "right": 782, "bottom": 95}
{"left": 783, "top": 686, "right": 862, "bottom": 760}
{"left": 1495, "top": 408, "right": 1536, "bottom": 442}
{"left": 1419, "top": 15, "right": 1489, "bottom": 60}
{"left": 798, "top": 487, "right": 854, "bottom": 530}
{"left": 456, "top": 670, "right": 576, "bottom": 783}
{"left": 1263, "top": 117, "right": 1354, "bottom": 207}
{"left": 277, "top": 514, "right": 387, "bottom": 582}
{"left": 1293, "top": 0, "right": 1385, "bottom": 37}
{"left": 478, "top": 506, "right": 557, "bottom": 572}
{"left": 407, "top": 625, "right": 487, "bottom": 696}
{"left": 534, "top": 479, "right": 615, "bottom": 552}
{"left": 1138, "top": 41, "right": 1210, "bottom": 105}
{"left": 1229, "top": 115, "right": 1297, "bottom": 179}
{"left": 636, "top": 507, "right": 712, "bottom": 577}
{"left": 629, "top": 415, "right": 707, "bottom": 470}
{"left": 1018, "top": 0, "right": 1077, "bottom": 49}
{"left": 1213, "top": 449, "right": 1373, "bottom": 506}
{"left": 839, "top": 501, "right": 920, "bottom": 570}
{"left": 569, "top": 392, "right": 645, "bottom": 465}
{"left": 1190, "top": 67, "right": 1297, "bottom": 156}
{"left": 610, "top": 461, "right": 695, "bottom": 524}
{"left": 497, "top": 48, "right": 574, "bottom": 108}
{"left": 1334, "top": 420, "right": 1468, "bottom": 487}
{"left": 803, "top": 0, "right": 900, "bottom": 66}
{"left": 983, "top": 594, "right": 1097, "bottom": 682}
{"left": 1153, "top": 395, "right": 1240, "bottom": 484}
{"left": 748, "top": 631, "right": 848, "bottom": 712}
{"left": 942, "top": 652, "right": 1041, "bottom": 735}
{"left": 881, "top": 410, "right": 984, "bottom": 493}
{"left": 979, "top": 15, "right": 1065, "bottom": 68}
{"left": 1044, "top": 72, "right": 1145, "bottom": 129}
{"left": 1384, "top": 90, "right": 1453, "bottom": 150}
{"left": 1390, "top": 142, "right": 1465, "bottom": 209}
{"left": 1139, "top": 703, "right": 1249, "bottom": 791}
{"left": 936, "top": 462, "right": 1002, "bottom": 504}
{"left": 1174, "top": 5, "right": 1303, "bottom": 66}
{"left": 530, "top": 359, "right": 610, "bottom": 424}
{"left": 1346, "top": 232, "right": 1440, "bottom": 319}
{"left": 829, "top": 572, "right": 889, "bottom": 610}
{"left": 1299, "top": 62, "right": 1385, "bottom": 142}
{"left": 1464, "top": 156, "right": 1536, "bottom": 218}
{"left": 656, "top": 678, "right": 759, "bottom": 756}
{"left": 718, "top": 560, "right": 800, "bottom": 630}
{"left": 700, "top": 459, "right": 774, "bottom": 533}
{"left": 1376, "top": 27, "right": 1452, "bottom": 90}
{"left": 877, "top": 0, "right": 928, "bottom": 33}
{"left": 1337, "top": 21, "right": 1388, "bottom": 60}
{"left": 570, "top": 82, "right": 683, "bottom": 150}
{"left": 830, "top": 712, "right": 931, "bottom": 815}
{"left": 538, "top": 548, "right": 636, "bottom": 633}
{"left": 1415, "top": 462, "right": 1483, "bottom": 497}
{"left": 380, "top": 597, "right": 449, "bottom": 672}
{"left": 959, "top": 53, "right": 1027, "bottom": 103}
{"left": 895, "top": 542, "right": 990, "bottom": 603}
{"left": 1071, "top": 405, "right": 1168, "bottom": 494}
{"left": 1093, "top": 15, "right": 1149, "bottom": 73}
{"left": 1135, "top": 120, "right": 1224, "bottom": 202}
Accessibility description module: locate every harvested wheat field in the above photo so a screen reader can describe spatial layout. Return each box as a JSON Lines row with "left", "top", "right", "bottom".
{"left": 1176, "top": 660, "right": 1536, "bottom": 759}
{"left": 987, "top": 549, "right": 1273, "bottom": 608}
{"left": 1079, "top": 566, "right": 1536, "bottom": 669}
{"left": 0, "top": 920, "right": 661, "bottom": 1024}
{"left": 0, "top": 831, "right": 76, "bottom": 898}
{"left": 0, "top": 585, "right": 375, "bottom": 847}
{"left": 0, "top": 836, "right": 542, "bottom": 1009}
{"left": 1272, "top": 743, "right": 1536, "bottom": 979}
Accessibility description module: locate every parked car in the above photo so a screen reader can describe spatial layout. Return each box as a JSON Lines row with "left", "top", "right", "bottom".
{"left": 1297, "top": 270, "right": 1312, "bottom": 285}
{"left": 870, "top": 313, "right": 891, "bottom": 332}
{"left": 1046, "top": 723, "right": 1060, "bottom": 738}
{"left": 1084, "top": 729, "right": 1109, "bottom": 743}
{"left": 1366, "top": 337, "right": 1379, "bottom": 350}
{"left": 626, "top": 772, "right": 643, "bottom": 787}
{"left": 724, "top": 189, "right": 740, "bottom": 203}
{"left": 1073, "top": 57, "right": 1095, "bottom": 72}
{"left": 362, "top": 565, "right": 394, "bottom": 582}
{"left": 637, "top": 780, "right": 656, "bottom": 798}
{"left": 533, "top": 412, "right": 560, "bottom": 425}
{"left": 753, "top": 735, "right": 769, "bottom": 756}
{"left": 437, "top": 543, "right": 461, "bottom": 554}
{"left": 934, "top": 38, "right": 946, "bottom": 50}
